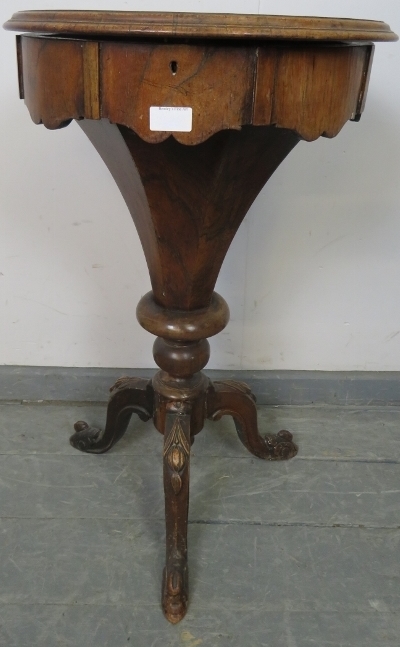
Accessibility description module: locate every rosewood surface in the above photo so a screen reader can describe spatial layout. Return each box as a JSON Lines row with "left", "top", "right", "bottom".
{"left": 4, "top": 10, "right": 397, "bottom": 41}
{"left": 4, "top": 10, "right": 397, "bottom": 624}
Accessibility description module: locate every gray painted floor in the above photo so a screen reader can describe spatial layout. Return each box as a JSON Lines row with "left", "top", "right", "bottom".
{"left": 0, "top": 402, "right": 399, "bottom": 646}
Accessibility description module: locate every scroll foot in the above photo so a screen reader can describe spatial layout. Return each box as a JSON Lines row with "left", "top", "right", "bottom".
{"left": 263, "top": 428, "right": 298, "bottom": 460}
{"left": 207, "top": 380, "right": 298, "bottom": 460}
{"left": 70, "top": 377, "right": 153, "bottom": 454}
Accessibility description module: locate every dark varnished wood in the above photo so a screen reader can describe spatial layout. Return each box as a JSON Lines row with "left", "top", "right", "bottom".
{"left": 136, "top": 292, "right": 230, "bottom": 338}
{"left": 121, "top": 124, "right": 299, "bottom": 308}
{"left": 79, "top": 119, "right": 298, "bottom": 309}
{"left": 70, "top": 377, "right": 153, "bottom": 453}
{"left": 207, "top": 381, "right": 297, "bottom": 460}
{"left": 17, "top": 35, "right": 379, "bottom": 142}
{"left": 5, "top": 10, "right": 397, "bottom": 624}
{"left": 162, "top": 408, "right": 192, "bottom": 623}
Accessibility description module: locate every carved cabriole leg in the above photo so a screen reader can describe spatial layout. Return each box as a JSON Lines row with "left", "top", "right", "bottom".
{"left": 206, "top": 380, "right": 298, "bottom": 460}
{"left": 150, "top": 336, "right": 210, "bottom": 623}
{"left": 70, "top": 377, "right": 153, "bottom": 453}
{"left": 162, "top": 406, "right": 192, "bottom": 623}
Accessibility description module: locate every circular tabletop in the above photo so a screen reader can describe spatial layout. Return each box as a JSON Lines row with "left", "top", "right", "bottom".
{"left": 3, "top": 11, "right": 398, "bottom": 42}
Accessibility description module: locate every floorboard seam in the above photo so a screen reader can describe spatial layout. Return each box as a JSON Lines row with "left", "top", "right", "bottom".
{"left": 1, "top": 453, "right": 398, "bottom": 463}
{"left": 0, "top": 602, "right": 398, "bottom": 612}
{"left": 1, "top": 517, "right": 399, "bottom": 529}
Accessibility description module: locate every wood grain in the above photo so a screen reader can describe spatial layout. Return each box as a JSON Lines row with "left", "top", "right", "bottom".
{"left": 82, "top": 41, "right": 100, "bottom": 120}
{"left": 4, "top": 10, "right": 398, "bottom": 41}
{"left": 20, "top": 36, "right": 84, "bottom": 129}
{"left": 17, "top": 36, "right": 377, "bottom": 142}
{"left": 254, "top": 44, "right": 371, "bottom": 141}
{"left": 118, "top": 123, "right": 299, "bottom": 309}
{"left": 80, "top": 119, "right": 298, "bottom": 309}
{"left": 101, "top": 41, "right": 255, "bottom": 145}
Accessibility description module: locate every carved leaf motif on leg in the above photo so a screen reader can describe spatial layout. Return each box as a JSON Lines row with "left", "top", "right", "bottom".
{"left": 70, "top": 377, "right": 154, "bottom": 454}
{"left": 163, "top": 417, "right": 191, "bottom": 494}
{"left": 162, "top": 410, "right": 192, "bottom": 623}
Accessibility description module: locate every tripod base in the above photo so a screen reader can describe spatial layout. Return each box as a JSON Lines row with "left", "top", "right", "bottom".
{"left": 70, "top": 372, "right": 297, "bottom": 623}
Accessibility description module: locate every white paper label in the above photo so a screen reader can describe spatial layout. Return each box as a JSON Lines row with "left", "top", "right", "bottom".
{"left": 150, "top": 106, "right": 193, "bottom": 132}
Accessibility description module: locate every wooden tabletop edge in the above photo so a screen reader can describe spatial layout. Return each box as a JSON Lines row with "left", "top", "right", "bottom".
{"left": 3, "top": 11, "right": 398, "bottom": 42}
